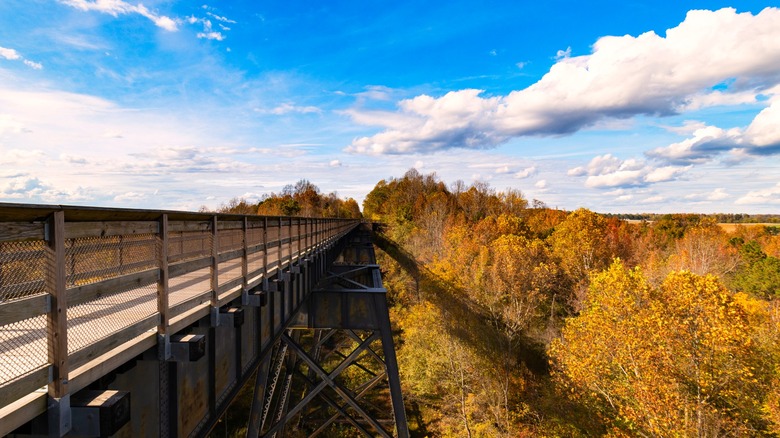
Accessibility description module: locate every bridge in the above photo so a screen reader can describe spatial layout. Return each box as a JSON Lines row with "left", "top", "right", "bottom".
{"left": 0, "top": 203, "right": 408, "bottom": 437}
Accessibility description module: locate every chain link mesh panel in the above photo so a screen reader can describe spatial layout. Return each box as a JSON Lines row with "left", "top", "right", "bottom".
{"left": 0, "top": 240, "right": 48, "bottom": 302}
{"left": 68, "top": 278, "right": 158, "bottom": 357}
{"left": 65, "top": 234, "right": 156, "bottom": 287}
{"left": 168, "top": 230, "right": 211, "bottom": 262}
{"left": 0, "top": 315, "right": 48, "bottom": 385}
{"left": 218, "top": 228, "right": 243, "bottom": 253}
{"left": 0, "top": 238, "right": 50, "bottom": 386}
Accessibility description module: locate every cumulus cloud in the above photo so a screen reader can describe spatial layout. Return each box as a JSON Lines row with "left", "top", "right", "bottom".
{"left": 0, "top": 46, "right": 21, "bottom": 60}
{"left": 684, "top": 188, "right": 730, "bottom": 201}
{"left": 736, "top": 182, "right": 780, "bottom": 205}
{"left": 568, "top": 153, "right": 690, "bottom": 188}
{"left": 648, "top": 100, "right": 780, "bottom": 163}
{"left": 0, "top": 175, "right": 93, "bottom": 202}
{"left": 59, "top": 0, "right": 179, "bottom": 31}
{"left": 0, "top": 46, "right": 43, "bottom": 69}
{"left": 346, "top": 7, "right": 780, "bottom": 155}
{"left": 514, "top": 166, "right": 537, "bottom": 179}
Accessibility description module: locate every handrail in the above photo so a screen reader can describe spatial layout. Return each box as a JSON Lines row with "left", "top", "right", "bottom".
{"left": 0, "top": 202, "right": 360, "bottom": 416}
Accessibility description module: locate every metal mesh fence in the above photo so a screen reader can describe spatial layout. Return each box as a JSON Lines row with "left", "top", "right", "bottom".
{"left": 168, "top": 230, "right": 211, "bottom": 262}
{"left": 0, "top": 240, "right": 48, "bottom": 302}
{"left": 68, "top": 279, "right": 158, "bottom": 357}
{"left": 218, "top": 228, "right": 243, "bottom": 253}
{"left": 65, "top": 234, "right": 156, "bottom": 287}
{"left": 0, "top": 238, "right": 50, "bottom": 386}
{"left": 0, "top": 314, "right": 48, "bottom": 385}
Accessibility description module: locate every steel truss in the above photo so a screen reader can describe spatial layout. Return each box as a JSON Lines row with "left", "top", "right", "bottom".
{"left": 248, "top": 226, "right": 409, "bottom": 437}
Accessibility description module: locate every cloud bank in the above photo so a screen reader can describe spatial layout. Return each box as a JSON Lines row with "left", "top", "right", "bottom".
{"left": 346, "top": 7, "right": 780, "bottom": 155}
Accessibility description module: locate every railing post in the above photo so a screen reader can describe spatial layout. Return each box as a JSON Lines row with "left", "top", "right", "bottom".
{"left": 278, "top": 217, "right": 283, "bottom": 268}
{"left": 287, "top": 217, "right": 293, "bottom": 266}
{"left": 157, "top": 214, "right": 170, "bottom": 357}
{"left": 46, "top": 210, "right": 71, "bottom": 436}
{"left": 211, "top": 215, "right": 219, "bottom": 324}
{"left": 156, "top": 214, "right": 171, "bottom": 438}
{"left": 262, "top": 217, "right": 268, "bottom": 280}
{"left": 242, "top": 217, "right": 248, "bottom": 291}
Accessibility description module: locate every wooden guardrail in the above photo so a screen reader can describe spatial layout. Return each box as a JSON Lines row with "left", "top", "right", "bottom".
{"left": 0, "top": 203, "right": 358, "bottom": 425}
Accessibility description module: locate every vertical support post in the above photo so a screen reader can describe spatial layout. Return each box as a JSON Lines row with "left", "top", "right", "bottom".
{"left": 157, "top": 214, "right": 170, "bottom": 356}
{"left": 296, "top": 218, "right": 301, "bottom": 261}
{"left": 242, "top": 217, "right": 249, "bottom": 290}
{"left": 278, "top": 217, "right": 283, "bottom": 269}
{"left": 373, "top": 294, "right": 409, "bottom": 438}
{"left": 157, "top": 214, "right": 171, "bottom": 438}
{"left": 262, "top": 217, "right": 268, "bottom": 281}
{"left": 47, "top": 210, "right": 71, "bottom": 437}
{"left": 211, "top": 215, "right": 220, "bottom": 325}
{"left": 290, "top": 217, "right": 294, "bottom": 264}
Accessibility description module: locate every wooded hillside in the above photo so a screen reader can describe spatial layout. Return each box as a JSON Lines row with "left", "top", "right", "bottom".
{"left": 367, "top": 169, "right": 780, "bottom": 437}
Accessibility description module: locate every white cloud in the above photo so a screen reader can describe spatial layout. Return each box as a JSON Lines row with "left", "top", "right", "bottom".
{"left": 514, "top": 166, "right": 537, "bottom": 179}
{"left": 0, "top": 46, "right": 43, "bottom": 69}
{"left": 677, "top": 90, "right": 757, "bottom": 111}
{"left": 197, "top": 31, "right": 225, "bottom": 41}
{"left": 356, "top": 85, "right": 395, "bottom": 101}
{"left": 649, "top": 100, "right": 780, "bottom": 163}
{"left": 206, "top": 12, "right": 236, "bottom": 24}
{"left": 569, "top": 153, "right": 690, "bottom": 188}
{"left": 736, "top": 182, "right": 780, "bottom": 205}
{"left": 496, "top": 165, "right": 511, "bottom": 174}
{"left": 266, "top": 103, "right": 322, "bottom": 115}
{"left": 535, "top": 179, "right": 548, "bottom": 189}
{"left": 113, "top": 191, "right": 146, "bottom": 202}
{"left": 23, "top": 60, "right": 43, "bottom": 70}
{"left": 0, "top": 46, "right": 21, "bottom": 60}
{"left": 329, "top": 159, "right": 342, "bottom": 167}
{"left": 555, "top": 47, "right": 572, "bottom": 60}
{"left": 642, "top": 196, "right": 665, "bottom": 204}
{"left": 346, "top": 7, "right": 780, "bottom": 155}
{"left": 59, "top": 0, "right": 179, "bottom": 31}
{"left": 708, "top": 188, "right": 729, "bottom": 201}
{"left": 684, "top": 188, "right": 729, "bottom": 201}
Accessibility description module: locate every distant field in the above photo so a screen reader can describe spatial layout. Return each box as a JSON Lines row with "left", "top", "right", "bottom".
{"left": 718, "top": 223, "right": 779, "bottom": 233}
{"left": 622, "top": 220, "right": 778, "bottom": 233}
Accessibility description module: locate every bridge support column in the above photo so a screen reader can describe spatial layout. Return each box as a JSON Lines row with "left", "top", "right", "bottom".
{"left": 248, "top": 225, "right": 408, "bottom": 437}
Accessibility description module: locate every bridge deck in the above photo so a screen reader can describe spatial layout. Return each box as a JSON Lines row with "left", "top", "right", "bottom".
{"left": 0, "top": 203, "right": 359, "bottom": 436}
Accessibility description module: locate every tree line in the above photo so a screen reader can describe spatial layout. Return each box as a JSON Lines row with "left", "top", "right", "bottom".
{"left": 206, "top": 179, "right": 362, "bottom": 218}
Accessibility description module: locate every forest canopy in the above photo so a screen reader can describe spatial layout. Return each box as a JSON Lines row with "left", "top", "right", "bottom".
{"left": 364, "top": 169, "right": 780, "bottom": 436}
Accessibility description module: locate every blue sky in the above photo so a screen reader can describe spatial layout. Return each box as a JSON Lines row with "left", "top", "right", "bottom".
{"left": 1, "top": 1, "right": 779, "bottom": 213}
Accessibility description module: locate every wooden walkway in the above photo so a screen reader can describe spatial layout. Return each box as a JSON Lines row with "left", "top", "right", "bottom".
{"left": 0, "top": 204, "right": 358, "bottom": 435}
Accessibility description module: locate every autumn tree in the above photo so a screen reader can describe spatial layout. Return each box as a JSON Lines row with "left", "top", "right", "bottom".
{"left": 216, "top": 197, "right": 258, "bottom": 214}
{"left": 551, "top": 261, "right": 776, "bottom": 436}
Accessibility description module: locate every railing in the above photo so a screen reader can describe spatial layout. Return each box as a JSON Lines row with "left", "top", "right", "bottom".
{"left": 0, "top": 203, "right": 359, "bottom": 419}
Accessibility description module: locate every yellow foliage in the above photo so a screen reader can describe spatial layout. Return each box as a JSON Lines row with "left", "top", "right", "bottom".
{"left": 551, "top": 261, "right": 777, "bottom": 436}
